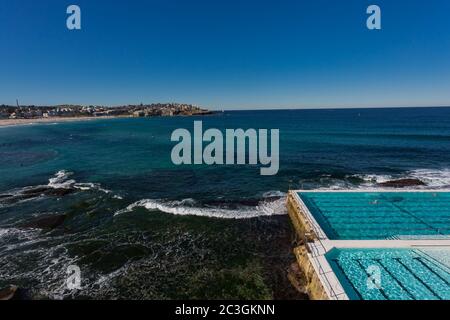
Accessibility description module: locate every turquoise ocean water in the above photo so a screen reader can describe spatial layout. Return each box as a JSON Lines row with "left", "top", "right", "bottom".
{"left": 1, "top": 107, "right": 450, "bottom": 299}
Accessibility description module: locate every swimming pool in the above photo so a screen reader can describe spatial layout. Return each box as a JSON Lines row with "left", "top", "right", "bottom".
{"left": 298, "top": 191, "right": 450, "bottom": 240}
{"left": 326, "top": 248, "right": 450, "bottom": 300}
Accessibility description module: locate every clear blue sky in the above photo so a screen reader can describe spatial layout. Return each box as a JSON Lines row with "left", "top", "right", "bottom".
{"left": 1, "top": 0, "right": 450, "bottom": 109}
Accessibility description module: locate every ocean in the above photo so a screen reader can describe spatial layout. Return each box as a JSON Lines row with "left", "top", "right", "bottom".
{"left": 1, "top": 107, "right": 450, "bottom": 299}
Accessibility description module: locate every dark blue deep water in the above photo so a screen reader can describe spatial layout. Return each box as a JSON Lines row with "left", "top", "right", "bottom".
{"left": 1, "top": 107, "right": 450, "bottom": 299}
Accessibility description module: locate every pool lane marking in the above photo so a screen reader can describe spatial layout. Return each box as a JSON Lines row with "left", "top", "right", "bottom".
{"left": 416, "top": 250, "right": 450, "bottom": 273}
{"left": 372, "top": 258, "right": 416, "bottom": 300}
{"left": 354, "top": 258, "right": 389, "bottom": 300}
{"left": 380, "top": 195, "right": 444, "bottom": 236}
{"left": 308, "top": 193, "right": 449, "bottom": 238}
{"left": 413, "top": 257, "right": 450, "bottom": 287}
{"left": 413, "top": 250, "right": 450, "bottom": 286}
{"left": 307, "top": 198, "right": 447, "bottom": 239}
{"left": 393, "top": 258, "right": 442, "bottom": 300}
{"left": 299, "top": 195, "right": 340, "bottom": 239}
{"left": 330, "top": 258, "right": 365, "bottom": 300}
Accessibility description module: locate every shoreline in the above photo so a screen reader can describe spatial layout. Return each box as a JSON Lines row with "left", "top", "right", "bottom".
{"left": 0, "top": 116, "right": 130, "bottom": 128}
{"left": 0, "top": 112, "right": 217, "bottom": 128}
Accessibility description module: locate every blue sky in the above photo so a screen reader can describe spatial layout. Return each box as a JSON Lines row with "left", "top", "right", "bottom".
{"left": 1, "top": 0, "right": 449, "bottom": 109}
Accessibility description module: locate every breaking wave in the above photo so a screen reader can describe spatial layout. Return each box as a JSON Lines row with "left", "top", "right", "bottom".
{"left": 350, "top": 168, "right": 450, "bottom": 189}
{"left": 408, "top": 168, "right": 450, "bottom": 188}
{"left": 262, "top": 190, "right": 286, "bottom": 197}
{"left": 48, "top": 170, "right": 111, "bottom": 193}
{"left": 115, "top": 194, "right": 287, "bottom": 219}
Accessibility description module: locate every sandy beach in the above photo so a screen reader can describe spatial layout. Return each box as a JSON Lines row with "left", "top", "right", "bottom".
{"left": 0, "top": 116, "right": 130, "bottom": 127}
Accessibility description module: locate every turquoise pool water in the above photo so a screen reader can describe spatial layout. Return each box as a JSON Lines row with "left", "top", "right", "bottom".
{"left": 326, "top": 248, "right": 450, "bottom": 300}
{"left": 298, "top": 192, "right": 450, "bottom": 240}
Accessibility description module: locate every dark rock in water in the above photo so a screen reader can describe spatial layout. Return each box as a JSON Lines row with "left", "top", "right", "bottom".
{"left": 22, "top": 186, "right": 74, "bottom": 197}
{"left": 22, "top": 186, "right": 50, "bottom": 195}
{"left": 0, "top": 193, "right": 37, "bottom": 204}
{"left": 45, "top": 188, "right": 74, "bottom": 197}
{"left": 20, "top": 214, "right": 67, "bottom": 230}
{"left": 378, "top": 179, "right": 426, "bottom": 188}
{"left": 0, "top": 285, "right": 18, "bottom": 300}
{"left": 0, "top": 187, "right": 74, "bottom": 205}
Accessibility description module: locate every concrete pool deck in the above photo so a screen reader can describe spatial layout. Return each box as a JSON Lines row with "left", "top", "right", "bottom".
{"left": 286, "top": 190, "right": 450, "bottom": 300}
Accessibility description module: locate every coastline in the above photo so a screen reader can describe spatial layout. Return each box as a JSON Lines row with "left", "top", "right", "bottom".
{"left": 0, "top": 112, "right": 216, "bottom": 128}
{"left": 0, "top": 116, "right": 131, "bottom": 128}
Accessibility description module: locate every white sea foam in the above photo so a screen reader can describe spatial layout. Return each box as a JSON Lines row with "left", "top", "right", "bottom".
{"left": 353, "top": 174, "right": 393, "bottom": 185}
{"left": 262, "top": 190, "right": 286, "bottom": 198}
{"left": 0, "top": 236, "right": 78, "bottom": 300}
{"left": 48, "top": 170, "right": 77, "bottom": 189}
{"left": 0, "top": 227, "right": 43, "bottom": 250}
{"left": 408, "top": 168, "right": 450, "bottom": 188}
{"left": 48, "top": 170, "right": 111, "bottom": 193}
{"left": 349, "top": 168, "right": 450, "bottom": 190}
{"left": 0, "top": 228, "right": 9, "bottom": 238}
{"left": 114, "top": 196, "right": 287, "bottom": 219}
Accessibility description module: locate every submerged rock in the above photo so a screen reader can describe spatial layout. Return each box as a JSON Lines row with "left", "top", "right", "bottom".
{"left": 0, "top": 186, "right": 75, "bottom": 205}
{"left": 20, "top": 214, "right": 67, "bottom": 230}
{"left": 45, "top": 188, "right": 74, "bottom": 197}
{"left": 21, "top": 186, "right": 50, "bottom": 195}
{"left": 378, "top": 178, "right": 426, "bottom": 188}
{"left": 22, "top": 186, "right": 74, "bottom": 197}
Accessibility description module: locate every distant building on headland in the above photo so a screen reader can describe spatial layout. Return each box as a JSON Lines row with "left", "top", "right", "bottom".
{"left": 0, "top": 103, "right": 213, "bottom": 120}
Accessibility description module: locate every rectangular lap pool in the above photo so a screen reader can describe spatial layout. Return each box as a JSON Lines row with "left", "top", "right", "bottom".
{"left": 298, "top": 191, "right": 450, "bottom": 240}
{"left": 326, "top": 248, "right": 450, "bottom": 300}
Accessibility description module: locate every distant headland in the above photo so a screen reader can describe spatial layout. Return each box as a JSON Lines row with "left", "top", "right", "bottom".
{"left": 0, "top": 103, "right": 215, "bottom": 127}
